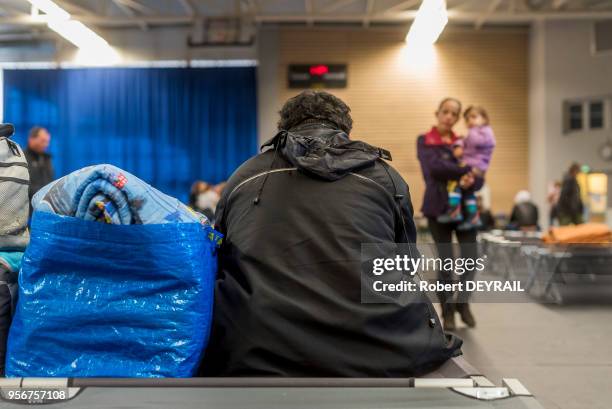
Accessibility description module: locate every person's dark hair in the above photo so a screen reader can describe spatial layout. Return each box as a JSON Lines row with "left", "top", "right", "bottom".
{"left": 437, "top": 97, "right": 462, "bottom": 114}
{"left": 278, "top": 91, "right": 353, "bottom": 134}
{"left": 568, "top": 162, "right": 581, "bottom": 176}
{"left": 188, "top": 180, "right": 209, "bottom": 207}
{"left": 28, "top": 126, "right": 46, "bottom": 139}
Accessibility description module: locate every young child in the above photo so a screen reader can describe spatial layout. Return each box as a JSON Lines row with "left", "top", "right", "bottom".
{"left": 438, "top": 106, "right": 496, "bottom": 230}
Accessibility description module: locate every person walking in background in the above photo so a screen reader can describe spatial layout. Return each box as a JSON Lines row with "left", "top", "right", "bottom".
{"left": 508, "top": 190, "right": 539, "bottom": 231}
{"left": 24, "top": 127, "right": 54, "bottom": 204}
{"left": 417, "top": 97, "right": 483, "bottom": 331}
{"left": 557, "top": 163, "right": 584, "bottom": 226}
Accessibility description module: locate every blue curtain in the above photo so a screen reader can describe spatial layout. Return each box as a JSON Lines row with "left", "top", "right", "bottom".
{"left": 3, "top": 67, "right": 258, "bottom": 202}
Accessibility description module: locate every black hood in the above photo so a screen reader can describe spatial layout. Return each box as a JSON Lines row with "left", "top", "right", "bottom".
{"left": 262, "top": 122, "right": 392, "bottom": 181}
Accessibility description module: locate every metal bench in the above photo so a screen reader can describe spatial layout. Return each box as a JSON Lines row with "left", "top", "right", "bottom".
{"left": 0, "top": 356, "right": 544, "bottom": 409}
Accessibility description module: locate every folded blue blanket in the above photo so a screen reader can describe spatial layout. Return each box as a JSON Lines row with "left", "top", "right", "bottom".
{"left": 33, "top": 164, "right": 208, "bottom": 226}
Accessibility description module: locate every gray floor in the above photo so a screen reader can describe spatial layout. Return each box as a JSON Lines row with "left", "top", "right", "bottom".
{"left": 448, "top": 303, "right": 612, "bottom": 409}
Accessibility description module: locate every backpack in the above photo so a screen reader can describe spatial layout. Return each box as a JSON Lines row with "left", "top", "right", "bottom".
{"left": 0, "top": 123, "right": 29, "bottom": 251}
{"left": 0, "top": 123, "right": 29, "bottom": 375}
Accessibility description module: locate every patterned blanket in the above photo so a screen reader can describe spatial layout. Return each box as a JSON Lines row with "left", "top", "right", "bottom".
{"left": 33, "top": 164, "right": 209, "bottom": 226}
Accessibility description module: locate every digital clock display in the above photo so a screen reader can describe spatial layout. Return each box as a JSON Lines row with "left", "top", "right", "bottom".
{"left": 288, "top": 64, "right": 347, "bottom": 88}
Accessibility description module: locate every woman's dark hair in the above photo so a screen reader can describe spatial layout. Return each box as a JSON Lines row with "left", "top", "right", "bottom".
{"left": 277, "top": 90, "right": 353, "bottom": 134}
{"left": 437, "top": 97, "right": 462, "bottom": 114}
{"left": 568, "top": 162, "right": 581, "bottom": 176}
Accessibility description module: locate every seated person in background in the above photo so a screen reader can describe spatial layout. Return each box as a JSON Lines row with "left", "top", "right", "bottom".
{"left": 189, "top": 180, "right": 208, "bottom": 208}
{"left": 200, "top": 90, "right": 461, "bottom": 377}
{"left": 188, "top": 180, "right": 219, "bottom": 222}
{"left": 435, "top": 106, "right": 496, "bottom": 231}
{"left": 508, "top": 190, "right": 539, "bottom": 231}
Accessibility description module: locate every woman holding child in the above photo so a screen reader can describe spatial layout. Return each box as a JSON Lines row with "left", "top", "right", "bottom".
{"left": 417, "top": 97, "right": 496, "bottom": 331}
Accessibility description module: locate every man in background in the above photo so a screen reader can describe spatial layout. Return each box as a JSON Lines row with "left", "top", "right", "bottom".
{"left": 25, "top": 127, "right": 54, "bottom": 203}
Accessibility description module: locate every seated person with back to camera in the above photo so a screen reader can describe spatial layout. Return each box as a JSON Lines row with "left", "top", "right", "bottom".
{"left": 199, "top": 90, "right": 461, "bottom": 377}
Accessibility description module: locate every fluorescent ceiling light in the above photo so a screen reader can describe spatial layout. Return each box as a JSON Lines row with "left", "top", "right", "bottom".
{"left": 73, "top": 48, "right": 120, "bottom": 67}
{"left": 27, "top": 0, "right": 119, "bottom": 66}
{"left": 48, "top": 19, "right": 110, "bottom": 50}
{"left": 27, "top": 0, "right": 70, "bottom": 20}
{"left": 405, "top": 0, "right": 448, "bottom": 45}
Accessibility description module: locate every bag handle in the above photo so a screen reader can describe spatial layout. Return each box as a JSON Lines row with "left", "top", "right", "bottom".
{"left": 0, "top": 123, "right": 21, "bottom": 157}
{"left": 0, "top": 123, "right": 15, "bottom": 139}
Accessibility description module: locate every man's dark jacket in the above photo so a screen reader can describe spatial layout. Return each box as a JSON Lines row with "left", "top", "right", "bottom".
{"left": 200, "top": 122, "right": 461, "bottom": 377}
{"left": 24, "top": 148, "right": 53, "bottom": 201}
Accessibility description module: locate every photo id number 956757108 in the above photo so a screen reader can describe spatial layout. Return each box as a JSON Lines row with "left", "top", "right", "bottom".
{"left": 1, "top": 389, "right": 69, "bottom": 403}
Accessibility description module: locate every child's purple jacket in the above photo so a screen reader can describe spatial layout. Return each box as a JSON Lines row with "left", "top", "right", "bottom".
{"left": 463, "top": 125, "right": 496, "bottom": 171}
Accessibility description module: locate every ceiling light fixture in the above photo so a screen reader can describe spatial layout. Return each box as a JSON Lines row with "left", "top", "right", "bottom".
{"left": 28, "top": 0, "right": 70, "bottom": 20}
{"left": 27, "top": 0, "right": 119, "bottom": 66}
{"left": 405, "top": 0, "right": 448, "bottom": 46}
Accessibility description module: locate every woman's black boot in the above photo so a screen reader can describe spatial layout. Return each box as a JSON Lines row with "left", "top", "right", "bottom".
{"left": 442, "top": 304, "right": 456, "bottom": 331}
{"left": 457, "top": 303, "right": 476, "bottom": 328}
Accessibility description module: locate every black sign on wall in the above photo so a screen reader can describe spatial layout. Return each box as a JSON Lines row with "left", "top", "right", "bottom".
{"left": 288, "top": 64, "right": 348, "bottom": 89}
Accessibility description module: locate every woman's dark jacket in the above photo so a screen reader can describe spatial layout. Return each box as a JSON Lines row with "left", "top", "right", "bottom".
{"left": 557, "top": 174, "right": 583, "bottom": 219}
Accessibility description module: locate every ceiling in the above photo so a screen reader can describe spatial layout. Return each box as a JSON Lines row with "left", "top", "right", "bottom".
{"left": 0, "top": 0, "right": 611, "bottom": 40}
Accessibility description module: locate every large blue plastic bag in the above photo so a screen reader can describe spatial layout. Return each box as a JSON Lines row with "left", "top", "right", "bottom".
{"left": 6, "top": 211, "right": 220, "bottom": 377}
